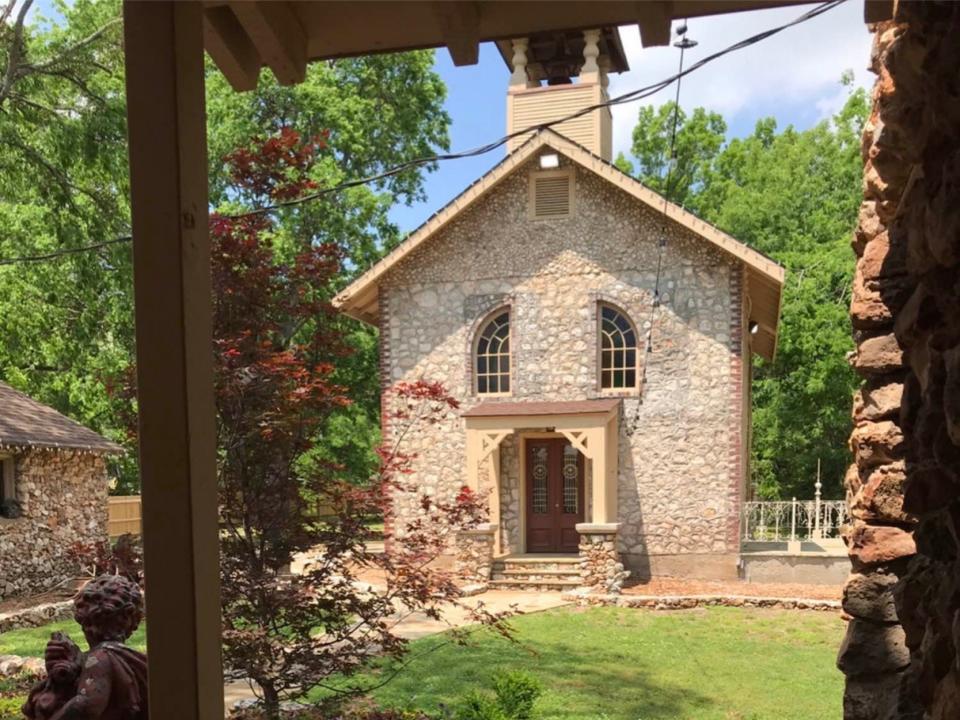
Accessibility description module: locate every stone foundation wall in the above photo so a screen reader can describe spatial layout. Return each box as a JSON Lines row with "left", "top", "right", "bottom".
{"left": 0, "top": 450, "right": 109, "bottom": 599}
{"left": 841, "top": 5, "right": 960, "bottom": 719}
{"left": 577, "top": 525, "right": 628, "bottom": 594}
{"left": 455, "top": 524, "right": 496, "bottom": 584}
{"left": 381, "top": 155, "right": 745, "bottom": 564}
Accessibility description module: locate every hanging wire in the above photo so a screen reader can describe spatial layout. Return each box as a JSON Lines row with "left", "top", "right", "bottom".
{"left": 628, "top": 21, "right": 697, "bottom": 435}
{"left": 0, "top": 0, "right": 843, "bottom": 267}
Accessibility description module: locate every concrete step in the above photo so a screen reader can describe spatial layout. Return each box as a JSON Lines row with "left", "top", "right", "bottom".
{"left": 492, "top": 559, "right": 580, "bottom": 574}
{"left": 493, "top": 568, "right": 580, "bottom": 579}
{"left": 489, "top": 578, "right": 581, "bottom": 591}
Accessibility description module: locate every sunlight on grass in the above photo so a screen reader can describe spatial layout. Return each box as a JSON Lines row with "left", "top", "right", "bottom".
{"left": 313, "top": 606, "right": 845, "bottom": 720}
{"left": 0, "top": 621, "right": 147, "bottom": 658}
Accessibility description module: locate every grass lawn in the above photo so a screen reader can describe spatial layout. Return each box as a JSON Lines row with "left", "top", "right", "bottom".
{"left": 314, "top": 605, "right": 846, "bottom": 720}
{"left": 0, "top": 620, "right": 146, "bottom": 658}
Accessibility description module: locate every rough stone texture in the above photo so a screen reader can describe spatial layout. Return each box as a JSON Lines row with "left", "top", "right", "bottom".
{"left": 842, "top": 6, "right": 960, "bottom": 719}
{"left": 380, "top": 155, "right": 746, "bottom": 578}
{"left": 454, "top": 525, "right": 496, "bottom": 584}
{"left": 0, "top": 450, "right": 108, "bottom": 600}
{"left": 577, "top": 528, "right": 628, "bottom": 594}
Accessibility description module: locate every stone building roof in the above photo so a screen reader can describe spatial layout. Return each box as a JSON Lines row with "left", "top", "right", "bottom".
{"left": 0, "top": 381, "right": 123, "bottom": 454}
{"left": 334, "top": 130, "right": 785, "bottom": 360}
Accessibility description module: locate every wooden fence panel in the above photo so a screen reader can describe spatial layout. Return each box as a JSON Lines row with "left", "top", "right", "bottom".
{"left": 108, "top": 495, "right": 143, "bottom": 538}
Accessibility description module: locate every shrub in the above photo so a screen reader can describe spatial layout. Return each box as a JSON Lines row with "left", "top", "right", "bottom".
{"left": 455, "top": 691, "right": 507, "bottom": 720}
{"left": 491, "top": 671, "right": 541, "bottom": 720}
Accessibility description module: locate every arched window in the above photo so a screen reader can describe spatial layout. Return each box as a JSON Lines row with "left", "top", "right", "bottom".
{"left": 599, "top": 304, "right": 638, "bottom": 391}
{"left": 475, "top": 310, "right": 510, "bottom": 395}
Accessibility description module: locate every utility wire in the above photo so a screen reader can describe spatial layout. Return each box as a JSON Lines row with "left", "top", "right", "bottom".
{"left": 0, "top": 0, "right": 844, "bottom": 267}
{"left": 628, "top": 21, "right": 695, "bottom": 434}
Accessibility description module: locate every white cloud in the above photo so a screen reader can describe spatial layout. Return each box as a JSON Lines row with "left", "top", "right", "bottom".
{"left": 608, "top": 1, "right": 873, "bottom": 158}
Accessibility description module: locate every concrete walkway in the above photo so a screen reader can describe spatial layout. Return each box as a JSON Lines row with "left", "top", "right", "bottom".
{"left": 223, "top": 589, "right": 569, "bottom": 710}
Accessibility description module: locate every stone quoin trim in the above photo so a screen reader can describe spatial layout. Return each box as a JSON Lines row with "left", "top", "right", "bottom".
{"left": 377, "top": 285, "right": 395, "bottom": 545}
{"left": 727, "top": 264, "right": 745, "bottom": 552}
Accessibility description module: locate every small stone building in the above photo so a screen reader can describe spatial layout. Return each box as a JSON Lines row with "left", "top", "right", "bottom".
{"left": 0, "top": 382, "right": 121, "bottom": 599}
{"left": 335, "top": 27, "right": 784, "bottom": 587}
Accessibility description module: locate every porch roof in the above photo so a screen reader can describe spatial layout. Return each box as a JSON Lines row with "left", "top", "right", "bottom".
{"left": 463, "top": 398, "right": 620, "bottom": 418}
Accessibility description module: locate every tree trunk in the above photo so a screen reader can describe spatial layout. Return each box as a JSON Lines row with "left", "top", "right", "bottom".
{"left": 261, "top": 683, "right": 281, "bottom": 719}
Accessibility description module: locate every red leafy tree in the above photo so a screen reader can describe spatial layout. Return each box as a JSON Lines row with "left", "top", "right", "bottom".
{"left": 208, "top": 131, "right": 512, "bottom": 717}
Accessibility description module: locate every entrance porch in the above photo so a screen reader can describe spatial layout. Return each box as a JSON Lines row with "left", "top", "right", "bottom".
{"left": 460, "top": 399, "right": 628, "bottom": 593}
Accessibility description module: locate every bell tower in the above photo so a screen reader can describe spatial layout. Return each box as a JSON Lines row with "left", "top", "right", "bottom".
{"left": 498, "top": 27, "right": 628, "bottom": 160}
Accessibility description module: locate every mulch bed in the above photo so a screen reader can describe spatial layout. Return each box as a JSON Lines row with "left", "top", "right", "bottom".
{"left": 623, "top": 576, "right": 841, "bottom": 601}
{"left": 0, "top": 579, "right": 84, "bottom": 617}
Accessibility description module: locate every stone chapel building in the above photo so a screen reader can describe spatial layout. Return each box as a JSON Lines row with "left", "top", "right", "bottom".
{"left": 335, "top": 27, "right": 784, "bottom": 588}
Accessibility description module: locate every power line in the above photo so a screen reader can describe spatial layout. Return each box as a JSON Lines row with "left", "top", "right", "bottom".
{"left": 0, "top": 0, "right": 844, "bottom": 267}
{"left": 628, "top": 20, "right": 695, "bottom": 434}
{"left": 0, "top": 236, "right": 131, "bottom": 266}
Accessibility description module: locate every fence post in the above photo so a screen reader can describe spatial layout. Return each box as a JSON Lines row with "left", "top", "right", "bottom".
{"left": 790, "top": 497, "right": 797, "bottom": 541}
{"left": 813, "top": 460, "right": 823, "bottom": 539}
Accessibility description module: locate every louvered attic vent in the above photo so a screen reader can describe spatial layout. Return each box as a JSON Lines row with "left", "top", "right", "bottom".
{"left": 529, "top": 170, "right": 573, "bottom": 219}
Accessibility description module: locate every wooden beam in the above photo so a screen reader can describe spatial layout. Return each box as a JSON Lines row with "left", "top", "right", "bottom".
{"left": 432, "top": 1, "right": 481, "bottom": 66}
{"left": 864, "top": 0, "right": 895, "bottom": 23}
{"left": 122, "top": 3, "right": 223, "bottom": 718}
{"left": 636, "top": 1, "right": 672, "bottom": 47}
{"left": 231, "top": 1, "right": 306, "bottom": 86}
{"left": 203, "top": 5, "right": 261, "bottom": 92}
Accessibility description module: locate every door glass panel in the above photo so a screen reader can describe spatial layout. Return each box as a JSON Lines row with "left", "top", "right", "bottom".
{"left": 532, "top": 446, "right": 548, "bottom": 514}
{"left": 562, "top": 444, "right": 578, "bottom": 514}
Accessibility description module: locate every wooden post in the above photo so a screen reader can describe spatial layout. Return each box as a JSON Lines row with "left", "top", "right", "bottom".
{"left": 123, "top": 3, "right": 223, "bottom": 718}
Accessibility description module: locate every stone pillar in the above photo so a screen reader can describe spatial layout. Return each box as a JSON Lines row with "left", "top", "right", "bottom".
{"left": 840, "top": 5, "right": 960, "bottom": 718}
{"left": 839, "top": 16, "right": 917, "bottom": 720}
{"left": 455, "top": 523, "right": 497, "bottom": 585}
{"left": 576, "top": 523, "right": 628, "bottom": 594}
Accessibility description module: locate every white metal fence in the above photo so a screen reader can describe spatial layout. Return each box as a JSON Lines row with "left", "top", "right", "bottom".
{"left": 741, "top": 497, "right": 849, "bottom": 542}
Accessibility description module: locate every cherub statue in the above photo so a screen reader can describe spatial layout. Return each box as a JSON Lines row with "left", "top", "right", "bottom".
{"left": 23, "top": 575, "right": 148, "bottom": 720}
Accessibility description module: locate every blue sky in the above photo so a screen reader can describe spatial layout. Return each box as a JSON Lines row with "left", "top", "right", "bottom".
{"left": 387, "top": 0, "right": 873, "bottom": 233}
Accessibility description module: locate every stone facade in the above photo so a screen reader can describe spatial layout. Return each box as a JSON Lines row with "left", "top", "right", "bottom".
{"left": 0, "top": 450, "right": 109, "bottom": 599}
{"left": 840, "top": 5, "right": 960, "bottom": 719}
{"left": 381, "top": 154, "right": 748, "bottom": 578}
{"left": 576, "top": 524, "right": 628, "bottom": 594}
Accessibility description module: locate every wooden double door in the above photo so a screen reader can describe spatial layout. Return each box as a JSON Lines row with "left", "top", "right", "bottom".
{"left": 525, "top": 438, "right": 584, "bottom": 553}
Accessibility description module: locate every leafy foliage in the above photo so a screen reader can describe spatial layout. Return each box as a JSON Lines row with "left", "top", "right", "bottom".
{"left": 66, "top": 533, "right": 143, "bottom": 584}
{"left": 619, "top": 85, "right": 868, "bottom": 498}
{"left": 201, "top": 132, "right": 510, "bottom": 718}
{"left": 0, "top": 0, "right": 450, "bottom": 494}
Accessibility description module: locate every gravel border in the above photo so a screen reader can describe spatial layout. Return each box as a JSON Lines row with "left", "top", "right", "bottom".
{"left": 561, "top": 591, "right": 841, "bottom": 611}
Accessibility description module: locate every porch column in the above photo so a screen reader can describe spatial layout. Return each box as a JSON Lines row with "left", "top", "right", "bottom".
{"left": 123, "top": 3, "right": 223, "bottom": 718}
{"left": 559, "top": 423, "right": 617, "bottom": 524}
{"left": 464, "top": 428, "right": 509, "bottom": 555}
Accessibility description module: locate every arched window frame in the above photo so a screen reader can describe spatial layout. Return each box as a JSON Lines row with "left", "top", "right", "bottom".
{"left": 472, "top": 307, "right": 512, "bottom": 396}
{"left": 597, "top": 302, "right": 640, "bottom": 394}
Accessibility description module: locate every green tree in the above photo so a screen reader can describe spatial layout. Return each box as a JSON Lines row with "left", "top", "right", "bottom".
{"left": 0, "top": 0, "right": 136, "bottom": 487}
{"left": 1, "top": 0, "right": 451, "bottom": 492}
{"left": 626, "top": 102, "right": 726, "bottom": 208}
{"left": 620, "top": 86, "right": 868, "bottom": 498}
{"left": 205, "top": 51, "right": 450, "bottom": 488}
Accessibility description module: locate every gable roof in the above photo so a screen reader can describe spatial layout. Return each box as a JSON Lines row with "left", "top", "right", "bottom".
{"left": 0, "top": 381, "right": 123, "bottom": 454}
{"left": 334, "top": 130, "right": 785, "bottom": 360}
